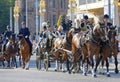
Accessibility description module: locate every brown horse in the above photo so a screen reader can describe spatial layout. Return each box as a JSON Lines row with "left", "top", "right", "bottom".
{"left": 72, "top": 22, "right": 108, "bottom": 77}
{"left": 3, "top": 34, "right": 17, "bottom": 68}
{"left": 18, "top": 35, "right": 31, "bottom": 70}
{"left": 99, "top": 26, "right": 119, "bottom": 76}
{"left": 54, "top": 30, "right": 73, "bottom": 72}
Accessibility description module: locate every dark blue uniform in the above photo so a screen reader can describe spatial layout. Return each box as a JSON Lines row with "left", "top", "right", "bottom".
{"left": 19, "top": 27, "right": 32, "bottom": 54}
{"left": 2, "top": 30, "right": 12, "bottom": 51}
{"left": 19, "top": 28, "right": 30, "bottom": 37}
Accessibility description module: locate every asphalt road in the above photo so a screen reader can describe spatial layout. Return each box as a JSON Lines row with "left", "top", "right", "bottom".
{"left": 0, "top": 54, "right": 120, "bottom": 82}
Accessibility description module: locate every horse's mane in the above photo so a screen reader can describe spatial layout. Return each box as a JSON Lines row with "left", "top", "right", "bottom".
{"left": 93, "top": 23, "right": 100, "bottom": 35}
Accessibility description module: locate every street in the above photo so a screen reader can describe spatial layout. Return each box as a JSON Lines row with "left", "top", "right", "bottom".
{"left": 0, "top": 54, "right": 120, "bottom": 82}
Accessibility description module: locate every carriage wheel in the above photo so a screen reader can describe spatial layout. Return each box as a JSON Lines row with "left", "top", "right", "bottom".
{"left": 44, "top": 52, "right": 49, "bottom": 71}
{"left": 36, "top": 48, "right": 41, "bottom": 70}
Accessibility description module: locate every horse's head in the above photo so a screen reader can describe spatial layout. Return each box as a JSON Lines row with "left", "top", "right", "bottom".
{"left": 9, "top": 33, "right": 16, "bottom": 43}
{"left": 93, "top": 22, "right": 108, "bottom": 42}
{"left": 108, "top": 26, "right": 117, "bottom": 43}
{"left": 17, "top": 34, "right": 26, "bottom": 45}
{"left": 66, "top": 29, "right": 73, "bottom": 44}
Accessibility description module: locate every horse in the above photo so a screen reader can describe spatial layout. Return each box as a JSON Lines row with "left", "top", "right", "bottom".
{"left": 71, "top": 22, "right": 108, "bottom": 77}
{"left": 54, "top": 29, "right": 73, "bottom": 72}
{"left": 99, "top": 26, "right": 119, "bottom": 77}
{"left": 3, "top": 34, "right": 17, "bottom": 68}
{"left": 18, "top": 35, "right": 31, "bottom": 70}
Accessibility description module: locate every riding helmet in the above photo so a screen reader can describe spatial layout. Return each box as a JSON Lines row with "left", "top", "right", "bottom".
{"left": 84, "top": 15, "right": 88, "bottom": 20}
{"left": 103, "top": 14, "right": 109, "bottom": 19}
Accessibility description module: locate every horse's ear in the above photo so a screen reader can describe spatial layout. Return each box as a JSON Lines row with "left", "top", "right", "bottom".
{"left": 110, "top": 25, "right": 116, "bottom": 30}
{"left": 99, "top": 22, "right": 105, "bottom": 28}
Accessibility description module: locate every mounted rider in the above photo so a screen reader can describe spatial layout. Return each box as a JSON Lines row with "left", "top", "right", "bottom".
{"left": 102, "top": 14, "right": 113, "bottom": 30}
{"left": 52, "top": 25, "right": 59, "bottom": 38}
{"left": 19, "top": 21, "right": 33, "bottom": 55}
{"left": 2, "top": 25, "right": 13, "bottom": 53}
{"left": 57, "top": 25, "right": 64, "bottom": 38}
{"left": 80, "top": 15, "right": 93, "bottom": 36}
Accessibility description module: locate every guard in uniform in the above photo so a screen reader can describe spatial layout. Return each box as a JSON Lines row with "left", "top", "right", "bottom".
{"left": 2, "top": 25, "right": 12, "bottom": 52}
{"left": 103, "top": 14, "right": 112, "bottom": 29}
{"left": 80, "top": 15, "right": 93, "bottom": 34}
{"left": 19, "top": 22, "right": 33, "bottom": 55}
{"left": 81, "top": 15, "right": 93, "bottom": 31}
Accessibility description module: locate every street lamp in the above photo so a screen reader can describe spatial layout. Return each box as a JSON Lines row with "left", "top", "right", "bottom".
{"left": 68, "top": 0, "right": 76, "bottom": 20}
{"left": 14, "top": 0, "right": 20, "bottom": 34}
{"left": 10, "top": 0, "right": 13, "bottom": 31}
{"left": 39, "top": 0, "right": 46, "bottom": 31}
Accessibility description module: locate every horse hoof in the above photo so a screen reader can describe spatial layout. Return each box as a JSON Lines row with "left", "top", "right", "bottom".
{"left": 83, "top": 73, "right": 87, "bottom": 76}
{"left": 62, "top": 70, "right": 65, "bottom": 73}
{"left": 115, "top": 70, "right": 119, "bottom": 74}
{"left": 92, "top": 74, "right": 97, "bottom": 78}
{"left": 68, "top": 71, "right": 71, "bottom": 74}
{"left": 54, "top": 69, "right": 58, "bottom": 72}
{"left": 107, "top": 74, "right": 110, "bottom": 77}
{"left": 102, "top": 73, "right": 105, "bottom": 75}
{"left": 26, "top": 68, "right": 29, "bottom": 70}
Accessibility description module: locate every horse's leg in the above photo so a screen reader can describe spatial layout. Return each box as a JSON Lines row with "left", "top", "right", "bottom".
{"left": 66, "top": 58, "right": 70, "bottom": 72}
{"left": 61, "top": 62, "right": 65, "bottom": 72}
{"left": 90, "top": 56, "right": 95, "bottom": 77}
{"left": 25, "top": 61, "right": 29, "bottom": 70}
{"left": 2, "top": 61, "right": 5, "bottom": 67}
{"left": 82, "top": 59, "right": 87, "bottom": 76}
{"left": 94, "top": 53, "right": 101, "bottom": 77}
{"left": 22, "top": 57, "right": 25, "bottom": 69}
{"left": 13, "top": 55, "right": 17, "bottom": 68}
{"left": 25, "top": 54, "right": 31, "bottom": 70}
{"left": 114, "top": 56, "right": 119, "bottom": 73}
{"left": 19, "top": 56, "right": 22, "bottom": 67}
{"left": 105, "top": 58, "right": 110, "bottom": 77}
{"left": 54, "top": 60, "right": 59, "bottom": 71}
{"left": 98, "top": 54, "right": 104, "bottom": 74}
{"left": 7, "top": 60, "right": 10, "bottom": 68}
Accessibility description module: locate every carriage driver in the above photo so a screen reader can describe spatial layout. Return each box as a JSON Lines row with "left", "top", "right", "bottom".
{"left": 80, "top": 15, "right": 93, "bottom": 37}
{"left": 19, "top": 22, "right": 33, "bottom": 55}
{"left": 103, "top": 14, "right": 112, "bottom": 29}
{"left": 2, "top": 25, "right": 12, "bottom": 53}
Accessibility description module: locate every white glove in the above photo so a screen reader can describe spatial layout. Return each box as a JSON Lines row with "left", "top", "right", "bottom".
{"left": 25, "top": 36, "right": 28, "bottom": 38}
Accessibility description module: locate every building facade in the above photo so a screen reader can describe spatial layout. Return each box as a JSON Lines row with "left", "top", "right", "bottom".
{"left": 70, "top": 0, "right": 120, "bottom": 27}
{"left": 16, "top": 0, "right": 68, "bottom": 35}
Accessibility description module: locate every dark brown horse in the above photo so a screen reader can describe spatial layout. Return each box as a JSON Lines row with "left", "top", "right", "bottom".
{"left": 18, "top": 35, "right": 31, "bottom": 70}
{"left": 99, "top": 26, "right": 119, "bottom": 77}
{"left": 3, "top": 34, "right": 17, "bottom": 67}
{"left": 72, "top": 22, "right": 108, "bottom": 77}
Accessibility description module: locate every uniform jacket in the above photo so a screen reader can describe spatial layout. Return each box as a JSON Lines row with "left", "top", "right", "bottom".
{"left": 19, "top": 27, "right": 30, "bottom": 37}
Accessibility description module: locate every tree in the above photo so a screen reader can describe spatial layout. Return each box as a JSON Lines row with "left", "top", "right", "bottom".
{"left": 0, "top": 0, "right": 15, "bottom": 33}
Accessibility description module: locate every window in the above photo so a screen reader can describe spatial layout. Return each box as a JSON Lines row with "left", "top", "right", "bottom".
{"left": 50, "top": 0, "right": 55, "bottom": 8}
{"left": 53, "top": 15, "right": 56, "bottom": 26}
{"left": 79, "top": 0, "right": 86, "bottom": 5}
{"left": 61, "top": 0, "right": 64, "bottom": 9}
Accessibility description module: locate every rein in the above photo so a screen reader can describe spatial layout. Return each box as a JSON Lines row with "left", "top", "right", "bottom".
{"left": 91, "top": 32, "right": 100, "bottom": 45}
